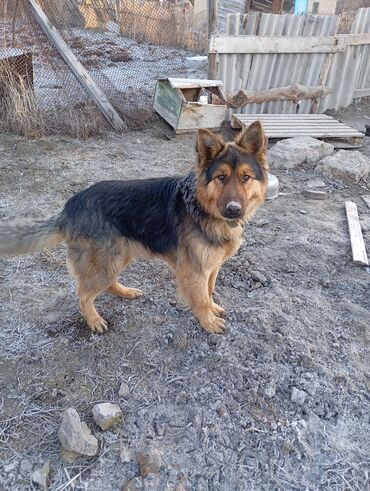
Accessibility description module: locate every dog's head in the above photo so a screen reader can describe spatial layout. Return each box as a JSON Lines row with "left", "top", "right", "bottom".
{"left": 195, "top": 121, "right": 268, "bottom": 221}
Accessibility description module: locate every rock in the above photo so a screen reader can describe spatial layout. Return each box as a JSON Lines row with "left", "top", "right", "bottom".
{"left": 120, "top": 444, "right": 132, "bottom": 463}
{"left": 172, "top": 331, "right": 188, "bottom": 349}
{"left": 303, "top": 190, "right": 327, "bottom": 200}
{"left": 31, "top": 462, "right": 50, "bottom": 490}
{"left": 118, "top": 382, "right": 130, "bottom": 397}
{"left": 58, "top": 408, "right": 98, "bottom": 456}
{"left": 19, "top": 458, "right": 32, "bottom": 477}
{"left": 255, "top": 218, "right": 269, "bottom": 227}
{"left": 137, "top": 448, "right": 162, "bottom": 478}
{"left": 291, "top": 387, "right": 307, "bottom": 405}
{"left": 316, "top": 150, "right": 370, "bottom": 182}
{"left": 92, "top": 403, "right": 123, "bottom": 431}
{"left": 217, "top": 404, "right": 227, "bottom": 417}
{"left": 299, "top": 209, "right": 308, "bottom": 215}
{"left": 264, "top": 383, "right": 276, "bottom": 399}
{"left": 268, "top": 137, "right": 334, "bottom": 169}
{"left": 306, "top": 177, "right": 326, "bottom": 188}
{"left": 61, "top": 450, "right": 80, "bottom": 464}
{"left": 250, "top": 270, "right": 268, "bottom": 285}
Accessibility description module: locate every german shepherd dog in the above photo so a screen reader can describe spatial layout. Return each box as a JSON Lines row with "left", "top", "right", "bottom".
{"left": 0, "top": 122, "right": 268, "bottom": 334}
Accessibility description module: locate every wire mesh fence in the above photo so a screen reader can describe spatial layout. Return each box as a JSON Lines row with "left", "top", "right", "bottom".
{"left": 0, "top": 0, "right": 208, "bottom": 136}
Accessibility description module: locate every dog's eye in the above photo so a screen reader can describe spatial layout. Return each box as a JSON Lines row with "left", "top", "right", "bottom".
{"left": 242, "top": 175, "right": 250, "bottom": 183}
{"left": 218, "top": 174, "right": 226, "bottom": 183}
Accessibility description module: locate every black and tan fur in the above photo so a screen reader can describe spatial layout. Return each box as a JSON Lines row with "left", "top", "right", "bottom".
{"left": 0, "top": 121, "right": 268, "bottom": 334}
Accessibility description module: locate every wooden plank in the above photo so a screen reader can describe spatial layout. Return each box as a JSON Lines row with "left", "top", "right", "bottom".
{"left": 361, "top": 195, "right": 370, "bottom": 209}
{"left": 153, "top": 80, "right": 183, "bottom": 130}
{"left": 27, "top": 0, "right": 126, "bottom": 132}
{"left": 353, "top": 88, "right": 370, "bottom": 98}
{"left": 168, "top": 78, "right": 223, "bottom": 89}
{"left": 210, "top": 33, "right": 370, "bottom": 54}
{"left": 345, "top": 201, "right": 369, "bottom": 266}
{"left": 176, "top": 102, "right": 226, "bottom": 132}
{"left": 207, "top": 0, "right": 218, "bottom": 79}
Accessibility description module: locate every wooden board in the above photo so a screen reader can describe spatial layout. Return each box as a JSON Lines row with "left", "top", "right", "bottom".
{"left": 177, "top": 102, "right": 226, "bottom": 132}
{"left": 232, "top": 114, "right": 364, "bottom": 142}
{"left": 210, "top": 33, "right": 370, "bottom": 54}
{"left": 168, "top": 78, "right": 223, "bottom": 89}
{"left": 345, "top": 201, "right": 369, "bottom": 266}
{"left": 28, "top": 0, "right": 126, "bottom": 132}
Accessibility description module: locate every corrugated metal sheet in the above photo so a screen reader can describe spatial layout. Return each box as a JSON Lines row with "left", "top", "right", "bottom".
{"left": 218, "top": 0, "right": 246, "bottom": 33}
{"left": 320, "top": 7, "right": 370, "bottom": 110}
{"left": 215, "top": 8, "right": 370, "bottom": 116}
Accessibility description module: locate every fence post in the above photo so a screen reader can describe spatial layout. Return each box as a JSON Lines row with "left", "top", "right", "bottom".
{"left": 207, "top": 0, "right": 218, "bottom": 79}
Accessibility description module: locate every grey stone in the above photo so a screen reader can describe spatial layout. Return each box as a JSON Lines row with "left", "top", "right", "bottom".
{"left": 317, "top": 150, "right": 370, "bottom": 182}
{"left": 58, "top": 408, "right": 98, "bottom": 456}
{"left": 92, "top": 403, "right": 123, "bottom": 431}
{"left": 250, "top": 270, "right": 268, "bottom": 285}
{"left": 19, "top": 458, "right": 32, "bottom": 477}
{"left": 31, "top": 462, "right": 50, "bottom": 490}
{"left": 291, "top": 387, "right": 307, "bottom": 405}
{"left": 118, "top": 382, "right": 130, "bottom": 397}
{"left": 306, "top": 177, "right": 326, "bottom": 188}
{"left": 264, "top": 383, "right": 276, "bottom": 399}
{"left": 268, "top": 137, "right": 334, "bottom": 169}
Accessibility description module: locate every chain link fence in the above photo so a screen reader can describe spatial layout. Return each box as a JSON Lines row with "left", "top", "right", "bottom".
{"left": 0, "top": 0, "right": 208, "bottom": 136}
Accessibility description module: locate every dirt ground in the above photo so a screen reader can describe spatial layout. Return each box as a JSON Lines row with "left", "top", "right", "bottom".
{"left": 0, "top": 103, "right": 369, "bottom": 491}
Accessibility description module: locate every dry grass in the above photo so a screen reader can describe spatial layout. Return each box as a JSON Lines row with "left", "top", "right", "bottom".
{"left": 0, "top": 63, "right": 44, "bottom": 138}
{"left": 0, "top": 62, "right": 109, "bottom": 139}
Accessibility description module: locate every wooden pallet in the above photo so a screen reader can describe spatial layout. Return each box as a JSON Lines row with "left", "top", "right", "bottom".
{"left": 231, "top": 114, "right": 364, "bottom": 144}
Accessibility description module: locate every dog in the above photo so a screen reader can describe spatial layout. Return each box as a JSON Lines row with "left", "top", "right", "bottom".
{"left": 0, "top": 121, "right": 268, "bottom": 334}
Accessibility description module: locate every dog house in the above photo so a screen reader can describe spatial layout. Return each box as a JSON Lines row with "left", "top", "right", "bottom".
{"left": 153, "top": 78, "right": 227, "bottom": 133}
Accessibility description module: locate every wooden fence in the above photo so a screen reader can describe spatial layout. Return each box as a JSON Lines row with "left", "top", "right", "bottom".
{"left": 210, "top": 8, "right": 370, "bottom": 116}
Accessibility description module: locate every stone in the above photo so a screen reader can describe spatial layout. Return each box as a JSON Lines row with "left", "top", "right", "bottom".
{"left": 217, "top": 404, "right": 227, "bottom": 417}
{"left": 58, "top": 408, "right": 98, "bottom": 456}
{"left": 268, "top": 137, "right": 334, "bottom": 169}
{"left": 19, "top": 458, "right": 32, "bottom": 477}
{"left": 264, "top": 383, "right": 276, "bottom": 399}
{"left": 291, "top": 387, "right": 307, "bottom": 405}
{"left": 316, "top": 150, "right": 370, "bottom": 182}
{"left": 303, "top": 190, "right": 327, "bottom": 200}
{"left": 92, "top": 403, "right": 123, "bottom": 431}
{"left": 250, "top": 270, "right": 268, "bottom": 285}
{"left": 61, "top": 450, "right": 80, "bottom": 464}
{"left": 31, "top": 462, "right": 50, "bottom": 490}
{"left": 118, "top": 382, "right": 130, "bottom": 397}
{"left": 137, "top": 448, "right": 162, "bottom": 478}
{"left": 120, "top": 444, "right": 132, "bottom": 463}
{"left": 305, "top": 177, "right": 326, "bottom": 188}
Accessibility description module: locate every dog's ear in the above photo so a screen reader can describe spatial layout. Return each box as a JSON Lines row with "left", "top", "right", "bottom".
{"left": 235, "top": 120, "right": 266, "bottom": 152}
{"left": 196, "top": 129, "right": 224, "bottom": 163}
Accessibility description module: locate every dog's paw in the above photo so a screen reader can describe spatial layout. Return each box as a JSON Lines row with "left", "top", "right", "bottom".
{"left": 123, "top": 287, "right": 143, "bottom": 299}
{"left": 200, "top": 314, "right": 226, "bottom": 334}
{"left": 211, "top": 302, "right": 226, "bottom": 318}
{"left": 87, "top": 316, "right": 108, "bottom": 333}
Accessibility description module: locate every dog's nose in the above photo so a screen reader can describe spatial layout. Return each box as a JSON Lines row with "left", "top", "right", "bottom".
{"left": 226, "top": 201, "right": 241, "bottom": 216}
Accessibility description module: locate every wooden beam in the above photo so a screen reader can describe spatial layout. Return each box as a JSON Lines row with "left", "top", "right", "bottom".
{"left": 209, "top": 33, "right": 370, "bottom": 54}
{"left": 354, "top": 88, "right": 370, "bottom": 98}
{"left": 207, "top": 0, "right": 218, "bottom": 79}
{"left": 345, "top": 201, "right": 369, "bottom": 266}
{"left": 226, "top": 84, "right": 332, "bottom": 107}
{"left": 27, "top": 0, "right": 126, "bottom": 132}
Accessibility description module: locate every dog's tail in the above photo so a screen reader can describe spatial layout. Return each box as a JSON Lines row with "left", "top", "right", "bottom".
{"left": 0, "top": 217, "right": 64, "bottom": 256}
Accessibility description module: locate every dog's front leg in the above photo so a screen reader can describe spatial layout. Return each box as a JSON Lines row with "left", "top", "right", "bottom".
{"left": 176, "top": 266, "right": 226, "bottom": 334}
